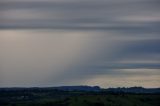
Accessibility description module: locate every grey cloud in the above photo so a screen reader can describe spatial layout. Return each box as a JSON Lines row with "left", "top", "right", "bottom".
{"left": 0, "top": 30, "right": 159, "bottom": 87}
{"left": 44, "top": 37, "right": 160, "bottom": 85}
{"left": 0, "top": 0, "right": 159, "bottom": 87}
{"left": 0, "top": 0, "right": 159, "bottom": 30}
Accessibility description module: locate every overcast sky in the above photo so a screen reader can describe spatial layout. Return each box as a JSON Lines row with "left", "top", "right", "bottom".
{"left": 0, "top": 0, "right": 160, "bottom": 88}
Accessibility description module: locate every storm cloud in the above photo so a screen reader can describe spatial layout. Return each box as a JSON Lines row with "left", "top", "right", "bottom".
{"left": 0, "top": 0, "right": 160, "bottom": 88}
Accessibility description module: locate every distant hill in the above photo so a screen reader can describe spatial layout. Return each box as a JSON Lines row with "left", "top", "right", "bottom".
{"left": 53, "top": 85, "right": 101, "bottom": 91}
{"left": 0, "top": 86, "right": 160, "bottom": 94}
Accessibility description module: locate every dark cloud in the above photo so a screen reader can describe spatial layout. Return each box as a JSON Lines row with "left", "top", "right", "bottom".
{"left": 0, "top": 0, "right": 159, "bottom": 87}
{"left": 0, "top": 0, "right": 159, "bottom": 30}
{"left": 44, "top": 38, "right": 160, "bottom": 86}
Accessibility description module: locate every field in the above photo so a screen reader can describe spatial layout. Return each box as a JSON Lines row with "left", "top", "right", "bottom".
{"left": 0, "top": 89, "right": 159, "bottom": 106}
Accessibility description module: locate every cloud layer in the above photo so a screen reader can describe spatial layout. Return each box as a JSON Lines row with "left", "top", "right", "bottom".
{"left": 0, "top": 0, "right": 159, "bottom": 87}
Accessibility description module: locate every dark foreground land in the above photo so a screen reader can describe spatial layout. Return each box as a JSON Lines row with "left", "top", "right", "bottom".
{"left": 0, "top": 87, "right": 160, "bottom": 106}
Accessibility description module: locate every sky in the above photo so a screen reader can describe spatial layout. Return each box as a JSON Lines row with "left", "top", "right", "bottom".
{"left": 0, "top": 0, "right": 160, "bottom": 88}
